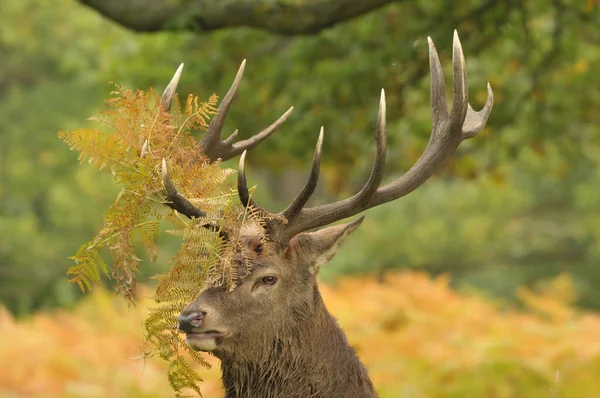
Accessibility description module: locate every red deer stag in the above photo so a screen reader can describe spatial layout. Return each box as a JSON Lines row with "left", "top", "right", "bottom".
{"left": 161, "top": 31, "right": 493, "bottom": 398}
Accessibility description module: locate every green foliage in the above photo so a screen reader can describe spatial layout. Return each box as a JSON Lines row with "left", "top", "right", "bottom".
{"left": 0, "top": 0, "right": 123, "bottom": 315}
{"left": 322, "top": 157, "right": 600, "bottom": 308}
{"left": 2, "top": 0, "right": 600, "bottom": 316}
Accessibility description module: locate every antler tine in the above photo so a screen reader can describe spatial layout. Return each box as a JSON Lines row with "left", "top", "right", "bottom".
{"left": 225, "top": 106, "right": 294, "bottom": 160}
{"left": 263, "top": 32, "right": 492, "bottom": 243}
{"left": 158, "top": 65, "right": 208, "bottom": 219}
{"left": 346, "top": 88, "right": 387, "bottom": 206}
{"left": 200, "top": 60, "right": 246, "bottom": 158}
{"left": 237, "top": 151, "right": 251, "bottom": 208}
{"left": 237, "top": 150, "right": 270, "bottom": 214}
{"left": 197, "top": 60, "right": 294, "bottom": 162}
{"left": 282, "top": 127, "right": 325, "bottom": 221}
{"left": 161, "top": 159, "right": 206, "bottom": 219}
{"left": 428, "top": 37, "right": 448, "bottom": 125}
{"left": 160, "top": 63, "right": 184, "bottom": 112}
{"left": 463, "top": 83, "right": 493, "bottom": 138}
{"left": 141, "top": 139, "right": 149, "bottom": 158}
{"left": 450, "top": 30, "right": 468, "bottom": 130}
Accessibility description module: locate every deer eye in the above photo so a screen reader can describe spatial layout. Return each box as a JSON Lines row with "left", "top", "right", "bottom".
{"left": 261, "top": 276, "right": 277, "bottom": 285}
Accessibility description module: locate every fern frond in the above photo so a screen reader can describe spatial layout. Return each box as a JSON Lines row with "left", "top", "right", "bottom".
{"left": 61, "top": 82, "right": 253, "bottom": 396}
{"left": 168, "top": 356, "right": 204, "bottom": 396}
{"left": 58, "top": 128, "right": 134, "bottom": 173}
{"left": 181, "top": 337, "right": 212, "bottom": 368}
{"left": 137, "top": 219, "right": 160, "bottom": 263}
{"left": 66, "top": 242, "right": 108, "bottom": 293}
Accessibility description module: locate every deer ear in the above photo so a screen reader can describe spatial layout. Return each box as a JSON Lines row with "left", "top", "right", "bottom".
{"left": 287, "top": 216, "right": 364, "bottom": 275}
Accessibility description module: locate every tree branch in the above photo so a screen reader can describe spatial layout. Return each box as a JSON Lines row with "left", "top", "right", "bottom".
{"left": 77, "top": 0, "right": 399, "bottom": 35}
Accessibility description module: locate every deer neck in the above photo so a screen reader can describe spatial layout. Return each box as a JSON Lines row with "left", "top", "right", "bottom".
{"left": 217, "top": 287, "right": 377, "bottom": 398}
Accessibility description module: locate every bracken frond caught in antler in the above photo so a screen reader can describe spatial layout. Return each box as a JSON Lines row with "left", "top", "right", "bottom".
{"left": 59, "top": 77, "right": 248, "bottom": 395}
{"left": 58, "top": 81, "right": 229, "bottom": 299}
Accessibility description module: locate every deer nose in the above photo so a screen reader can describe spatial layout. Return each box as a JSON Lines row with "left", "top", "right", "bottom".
{"left": 177, "top": 311, "right": 206, "bottom": 333}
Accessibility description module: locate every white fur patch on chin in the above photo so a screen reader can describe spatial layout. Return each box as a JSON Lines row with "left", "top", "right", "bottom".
{"left": 186, "top": 337, "right": 218, "bottom": 352}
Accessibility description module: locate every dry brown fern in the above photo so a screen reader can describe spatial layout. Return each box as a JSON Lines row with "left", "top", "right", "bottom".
{"left": 59, "top": 80, "right": 252, "bottom": 396}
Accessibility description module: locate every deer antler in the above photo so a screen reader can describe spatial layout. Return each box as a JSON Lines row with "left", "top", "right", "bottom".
{"left": 158, "top": 61, "right": 293, "bottom": 220}
{"left": 199, "top": 60, "right": 294, "bottom": 162}
{"left": 238, "top": 31, "right": 494, "bottom": 243}
{"left": 158, "top": 32, "right": 492, "bottom": 243}
{"left": 156, "top": 64, "right": 207, "bottom": 220}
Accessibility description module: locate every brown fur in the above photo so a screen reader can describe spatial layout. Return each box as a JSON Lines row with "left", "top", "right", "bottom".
{"left": 218, "top": 288, "right": 375, "bottom": 398}
{"left": 180, "top": 218, "right": 378, "bottom": 397}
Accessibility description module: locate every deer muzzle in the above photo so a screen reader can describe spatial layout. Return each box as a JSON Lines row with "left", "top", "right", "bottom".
{"left": 177, "top": 309, "right": 229, "bottom": 351}
{"left": 177, "top": 311, "right": 206, "bottom": 333}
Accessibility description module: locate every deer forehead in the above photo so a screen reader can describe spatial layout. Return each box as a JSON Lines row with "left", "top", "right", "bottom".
{"left": 223, "top": 229, "right": 310, "bottom": 288}
{"left": 237, "top": 224, "right": 266, "bottom": 248}
{"left": 228, "top": 225, "right": 282, "bottom": 271}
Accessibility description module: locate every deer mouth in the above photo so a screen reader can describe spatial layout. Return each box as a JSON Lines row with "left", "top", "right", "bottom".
{"left": 185, "top": 330, "right": 229, "bottom": 352}
{"left": 186, "top": 330, "right": 228, "bottom": 340}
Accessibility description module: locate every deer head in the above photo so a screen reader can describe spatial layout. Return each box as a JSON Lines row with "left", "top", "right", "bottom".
{"left": 159, "top": 31, "right": 492, "bottom": 396}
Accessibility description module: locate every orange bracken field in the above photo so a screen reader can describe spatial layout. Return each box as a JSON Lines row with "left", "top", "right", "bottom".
{"left": 1, "top": 271, "right": 599, "bottom": 397}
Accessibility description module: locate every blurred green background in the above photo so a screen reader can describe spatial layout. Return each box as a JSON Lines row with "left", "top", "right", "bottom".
{"left": 1, "top": 0, "right": 600, "bottom": 316}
